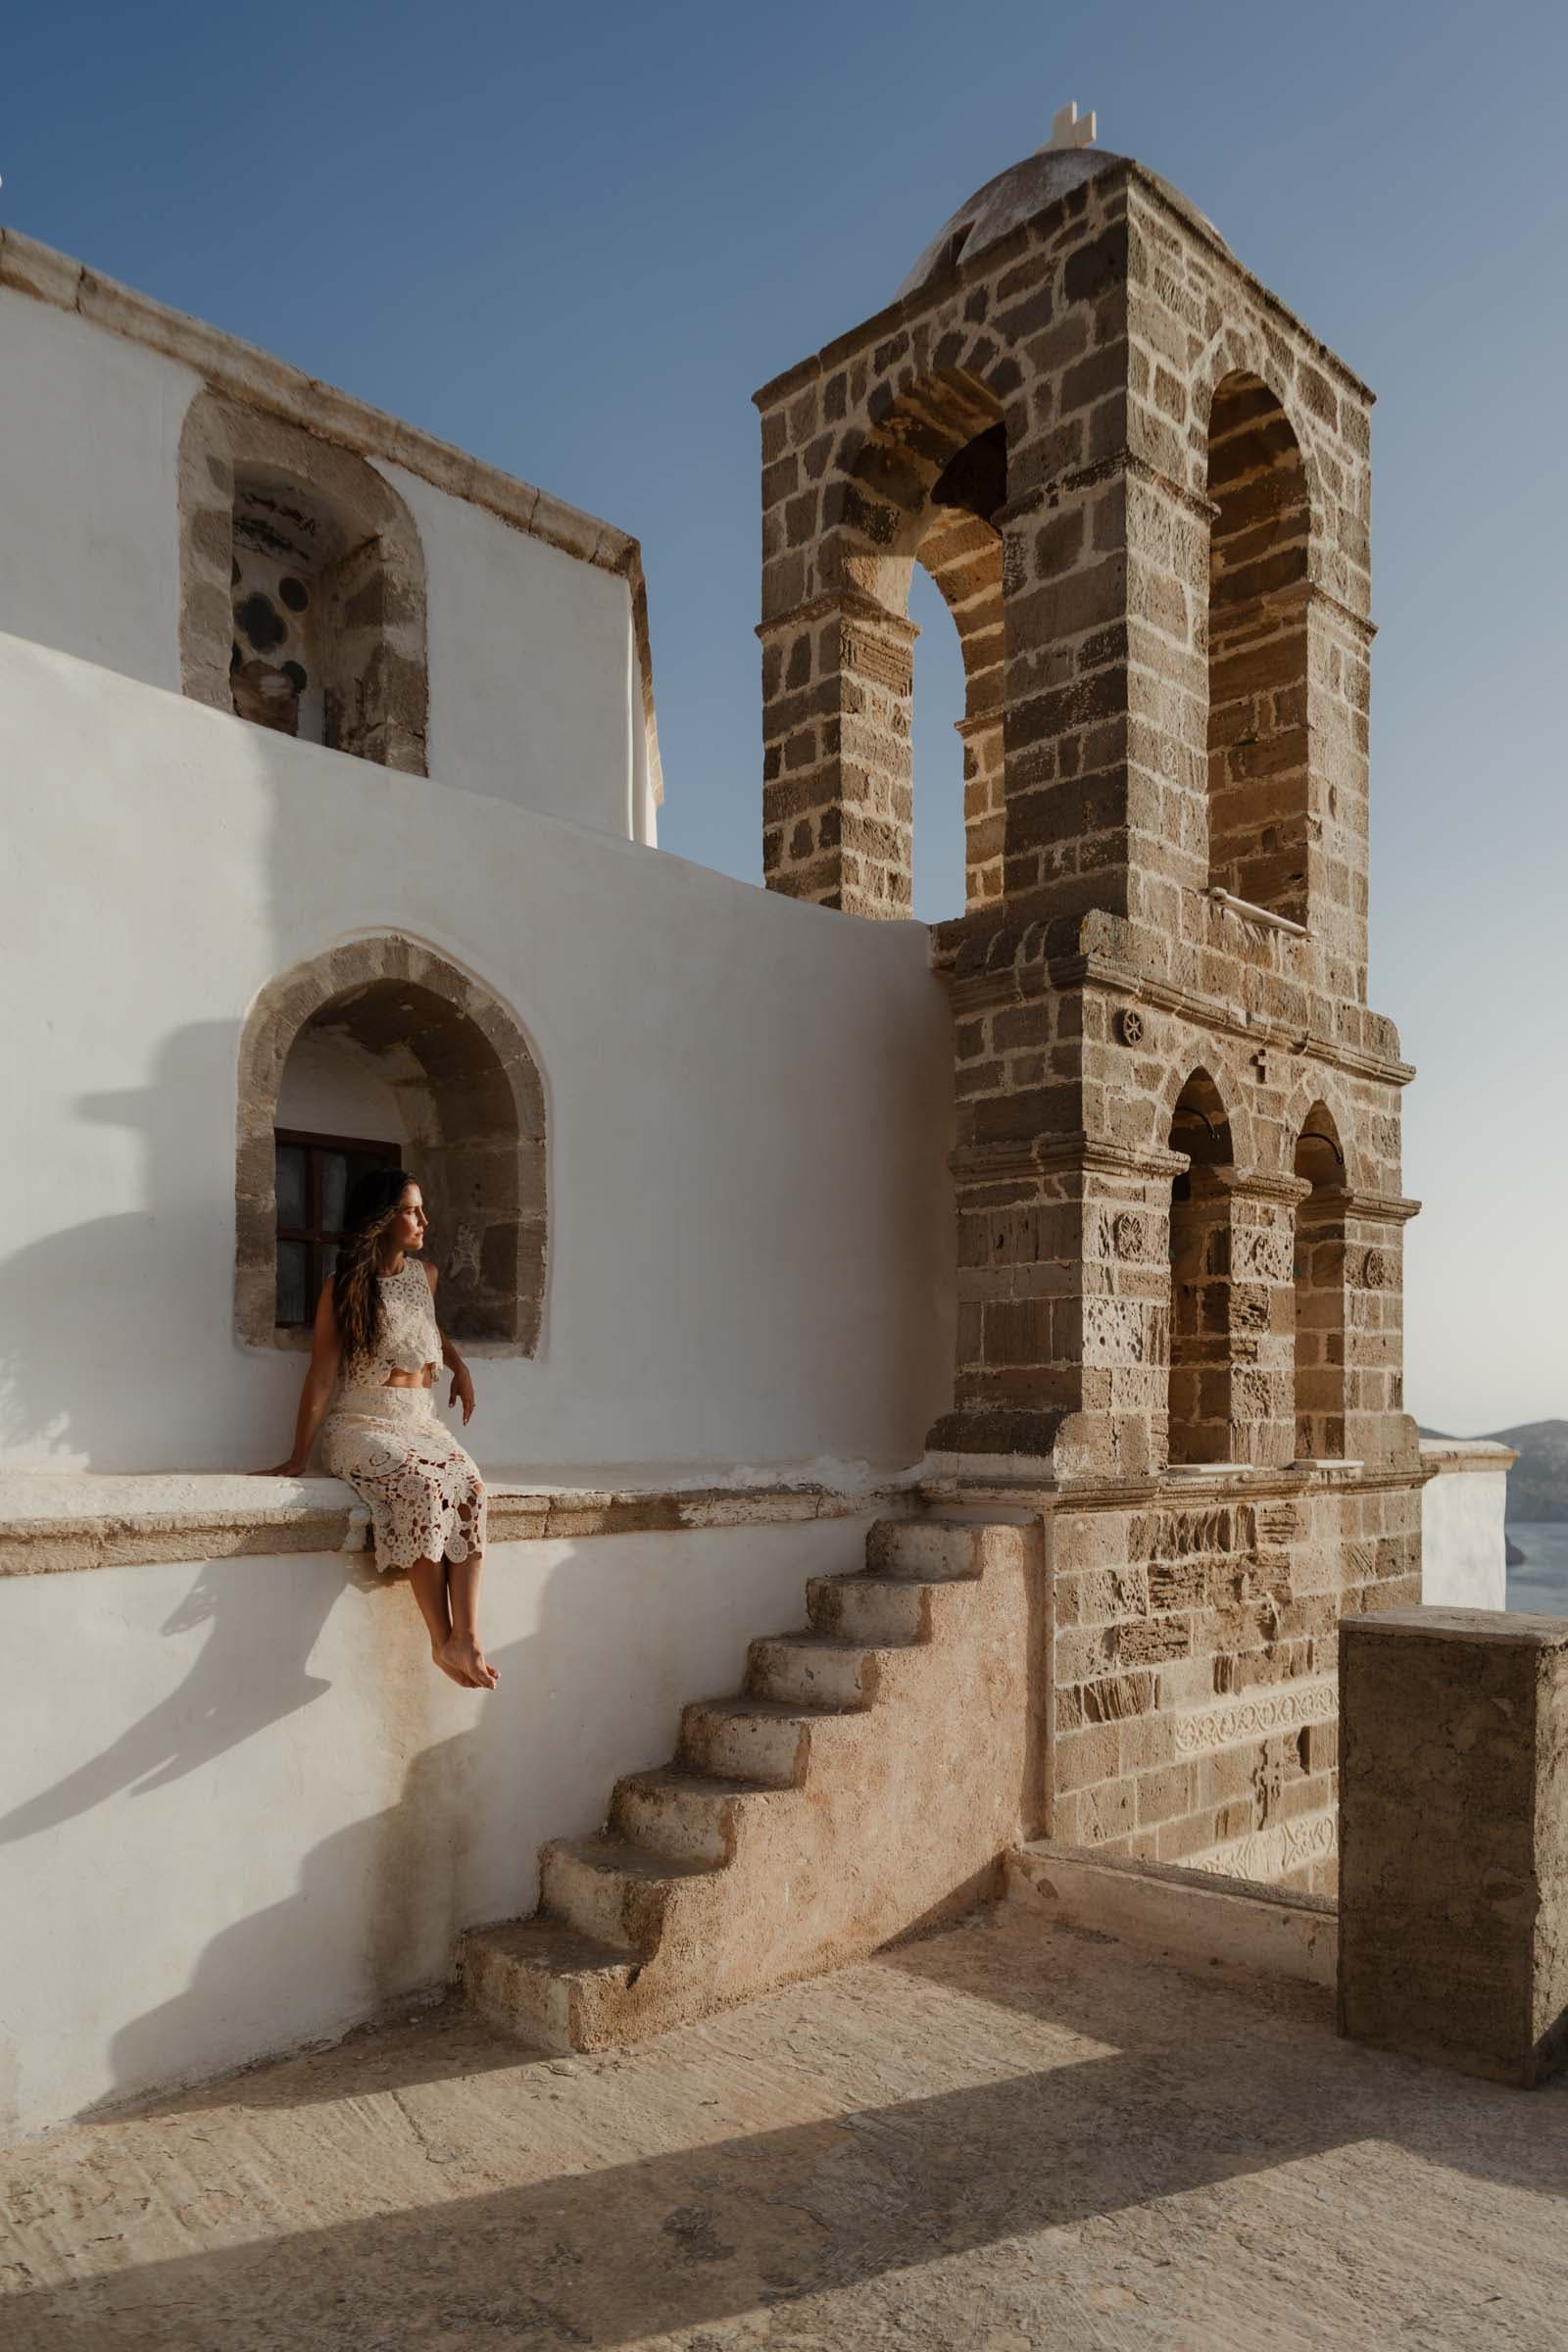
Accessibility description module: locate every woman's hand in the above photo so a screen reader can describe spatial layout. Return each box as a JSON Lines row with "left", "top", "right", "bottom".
{"left": 448, "top": 1363, "right": 476, "bottom": 1425}
{"left": 254, "top": 1458, "right": 308, "bottom": 1478}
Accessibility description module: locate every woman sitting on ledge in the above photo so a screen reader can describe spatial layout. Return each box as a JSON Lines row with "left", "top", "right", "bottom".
{"left": 261, "top": 1167, "right": 498, "bottom": 1690}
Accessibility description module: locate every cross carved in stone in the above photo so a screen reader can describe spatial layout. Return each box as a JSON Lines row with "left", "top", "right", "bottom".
{"left": 1049, "top": 102, "right": 1098, "bottom": 151}
{"left": 1249, "top": 1046, "right": 1272, "bottom": 1086}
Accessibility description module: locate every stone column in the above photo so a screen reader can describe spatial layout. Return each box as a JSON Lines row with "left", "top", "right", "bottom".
{"left": 932, "top": 1086, "right": 1183, "bottom": 1484}
{"left": 1293, "top": 1188, "right": 1349, "bottom": 1460}
{"left": 956, "top": 710, "right": 1005, "bottom": 907}
{"left": 1167, "top": 1169, "right": 1302, "bottom": 1470}
{"left": 1338, "top": 1192, "right": 1419, "bottom": 1466}
{"left": 1227, "top": 1172, "right": 1309, "bottom": 1470}
{"left": 1166, "top": 1167, "right": 1234, "bottom": 1465}
{"left": 760, "top": 592, "right": 917, "bottom": 916}
{"left": 1340, "top": 1607, "right": 1568, "bottom": 2086}
{"left": 1304, "top": 586, "right": 1374, "bottom": 990}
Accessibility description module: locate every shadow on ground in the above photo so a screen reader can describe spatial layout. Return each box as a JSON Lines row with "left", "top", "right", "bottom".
{"left": 6, "top": 1914, "right": 1568, "bottom": 2350}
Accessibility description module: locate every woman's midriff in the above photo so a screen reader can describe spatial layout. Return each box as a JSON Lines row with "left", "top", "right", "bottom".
{"left": 380, "top": 1364, "right": 438, "bottom": 1389}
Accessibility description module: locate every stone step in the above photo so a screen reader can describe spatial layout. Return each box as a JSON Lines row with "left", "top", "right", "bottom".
{"left": 609, "top": 1764, "right": 782, "bottom": 1867}
{"left": 806, "top": 1570, "right": 978, "bottom": 1644}
{"left": 865, "top": 1516, "right": 994, "bottom": 1579}
{"left": 540, "top": 1835, "right": 716, "bottom": 1956}
{"left": 459, "top": 1917, "right": 637, "bottom": 2056}
{"left": 677, "top": 1693, "right": 854, "bottom": 1788}
{"left": 746, "top": 1632, "right": 899, "bottom": 1709}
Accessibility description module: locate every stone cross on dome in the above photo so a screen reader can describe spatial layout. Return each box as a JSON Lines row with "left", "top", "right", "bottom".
{"left": 1047, "top": 101, "right": 1097, "bottom": 150}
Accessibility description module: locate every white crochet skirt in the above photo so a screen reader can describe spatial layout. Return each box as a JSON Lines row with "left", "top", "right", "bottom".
{"left": 323, "top": 1386, "right": 487, "bottom": 1574}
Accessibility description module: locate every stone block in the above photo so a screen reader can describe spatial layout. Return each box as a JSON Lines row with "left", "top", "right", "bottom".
{"left": 1339, "top": 1608, "right": 1568, "bottom": 2086}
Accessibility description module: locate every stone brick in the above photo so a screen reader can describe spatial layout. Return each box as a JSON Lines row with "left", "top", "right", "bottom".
{"left": 753, "top": 138, "right": 1408, "bottom": 1906}
{"left": 1340, "top": 1610, "right": 1568, "bottom": 2086}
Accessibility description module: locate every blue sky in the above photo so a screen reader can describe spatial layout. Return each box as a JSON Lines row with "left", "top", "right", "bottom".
{"left": 4, "top": 0, "right": 1563, "bottom": 1433}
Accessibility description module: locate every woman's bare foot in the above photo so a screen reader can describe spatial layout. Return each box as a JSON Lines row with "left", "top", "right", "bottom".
{"left": 435, "top": 1634, "right": 499, "bottom": 1690}
{"left": 431, "top": 1642, "right": 476, "bottom": 1689}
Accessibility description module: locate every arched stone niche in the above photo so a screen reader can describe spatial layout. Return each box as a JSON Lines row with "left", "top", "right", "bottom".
{"left": 236, "top": 937, "right": 545, "bottom": 1351}
{"left": 179, "top": 390, "right": 428, "bottom": 773}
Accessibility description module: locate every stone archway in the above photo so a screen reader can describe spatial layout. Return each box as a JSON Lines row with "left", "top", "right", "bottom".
{"left": 179, "top": 390, "right": 428, "bottom": 774}
{"left": 760, "top": 365, "right": 1008, "bottom": 918}
{"left": 235, "top": 937, "right": 545, "bottom": 1350}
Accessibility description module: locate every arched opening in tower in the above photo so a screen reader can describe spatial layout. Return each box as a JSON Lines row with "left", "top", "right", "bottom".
{"left": 910, "top": 420, "right": 1007, "bottom": 921}
{"left": 1293, "top": 1107, "right": 1348, "bottom": 1459}
{"left": 1166, "top": 1070, "right": 1237, "bottom": 1465}
{"left": 1205, "top": 373, "right": 1312, "bottom": 923}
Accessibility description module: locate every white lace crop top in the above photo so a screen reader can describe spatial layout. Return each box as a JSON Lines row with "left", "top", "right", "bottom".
{"left": 342, "top": 1260, "right": 443, "bottom": 1388}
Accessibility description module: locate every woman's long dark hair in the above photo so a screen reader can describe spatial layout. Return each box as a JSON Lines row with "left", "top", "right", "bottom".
{"left": 332, "top": 1166, "right": 412, "bottom": 1362}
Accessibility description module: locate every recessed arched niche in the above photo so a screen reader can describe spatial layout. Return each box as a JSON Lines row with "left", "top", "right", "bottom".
{"left": 178, "top": 391, "right": 428, "bottom": 772}
{"left": 235, "top": 938, "right": 545, "bottom": 1351}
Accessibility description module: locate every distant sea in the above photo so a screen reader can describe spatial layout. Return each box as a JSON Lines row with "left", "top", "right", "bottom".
{"left": 1506, "top": 1524, "right": 1568, "bottom": 1615}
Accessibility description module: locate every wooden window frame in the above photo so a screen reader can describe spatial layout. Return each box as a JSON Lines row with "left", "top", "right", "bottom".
{"left": 274, "top": 1128, "right": 402, "bottom": 1328}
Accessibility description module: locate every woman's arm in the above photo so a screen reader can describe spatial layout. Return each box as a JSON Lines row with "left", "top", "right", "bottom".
{"left": 258, "top": 1281, "right": 344, "bottom": 1474}
{"left": 425, "top": 1262, "right": 475, "bottom": 1425}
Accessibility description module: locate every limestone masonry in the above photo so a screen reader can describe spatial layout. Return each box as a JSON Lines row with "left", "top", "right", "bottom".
{"left": 754, "top": 136, "right": 1422, "bottom": 1894}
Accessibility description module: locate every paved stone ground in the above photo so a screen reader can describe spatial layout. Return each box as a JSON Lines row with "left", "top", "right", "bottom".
{"left": 3, "top": 1906, "right": 1565, "bottom": 2349}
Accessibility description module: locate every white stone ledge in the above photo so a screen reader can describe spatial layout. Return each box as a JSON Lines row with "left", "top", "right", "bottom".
{"left": 1006, "top": 1838, "right": 1336, "bottom": 1987}
{"left": 1419, "top": 1439, "right": 1519, "bottom": 1476}
{"left": 0, "top": 1466, "right": 910, "bottom": 1578}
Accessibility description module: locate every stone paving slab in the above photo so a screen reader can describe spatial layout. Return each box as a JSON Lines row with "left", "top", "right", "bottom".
{"left": 2, "top": 1908, "right": 1564, "bottom": 2349}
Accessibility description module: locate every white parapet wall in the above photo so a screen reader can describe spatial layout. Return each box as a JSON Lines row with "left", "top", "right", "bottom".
{"left": 1419, "top": 1440, "right": 1513, "bottom": 1612}
{"left": 0, "top": 1477, "right": 889, "bottom": 2144}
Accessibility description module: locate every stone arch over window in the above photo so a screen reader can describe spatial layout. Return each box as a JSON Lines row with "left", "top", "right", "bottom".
{"left": 1165, "top": 1068, "right": 1237, "bottom": 1465}
{"left": 235, "top": 936, "right": 545, "bottom": 1351}
{"left": 1293, "top": 1102, "right": 1348, "bottom": 1460}
{"left": 1204, "top": 370, "right": 1312, "bottom": 923}
{"left": 761, "top": 367, "right": 1007, "bottom": 916}
{"left": 179, "top": 390, "right": 428, "bottom": 773}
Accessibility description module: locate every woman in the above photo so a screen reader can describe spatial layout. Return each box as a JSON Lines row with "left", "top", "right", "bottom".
{"left": 263, "top": 1167, "right": 498, "bottom": 1690}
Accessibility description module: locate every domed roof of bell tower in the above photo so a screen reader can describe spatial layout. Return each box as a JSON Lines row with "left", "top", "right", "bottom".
{"left": 896, "top": 106, "right": 1227, "bottom": 302}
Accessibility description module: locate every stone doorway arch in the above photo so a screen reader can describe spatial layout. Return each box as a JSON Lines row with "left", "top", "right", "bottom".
{"left": 235, "top": 937, "right": 545, "bottom": 1351}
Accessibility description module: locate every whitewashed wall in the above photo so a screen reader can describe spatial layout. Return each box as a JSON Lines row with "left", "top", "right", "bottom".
{"left": 0, "top": 282, "right": 641, "bottom": 839}
{"left": 1418, "top": 1440, "right": 1511, "bottom": 1611}
{"left": 0, "top": 631, "right": 955, "bottom": 1476}
{"left": 386, "top": 462, "right": 637, "bottom": 835}
{"left": 0, "top": 1512, "right": 876, "bottom": 2141}
{"left": 0, "top": 294, "right": 191, "bottom": 690}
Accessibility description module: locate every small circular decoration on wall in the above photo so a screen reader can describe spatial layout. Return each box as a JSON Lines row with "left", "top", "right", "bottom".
{"left": 1115, "top": 1007, "right": 1146, "bottom": 1048}
{"left": 237, "top": 592, "right": 286, "bottom": 654}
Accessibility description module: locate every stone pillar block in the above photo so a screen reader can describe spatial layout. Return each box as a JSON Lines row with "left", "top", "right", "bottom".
{"left": 1339, "top": 1607, "right": 1568, "bottom": 2085}
{"left": 760, "top": 594, "right": 916, "bottom": 917}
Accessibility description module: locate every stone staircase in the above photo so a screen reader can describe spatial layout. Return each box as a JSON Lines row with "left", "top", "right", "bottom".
{"left": 461, "top": 1514, "right": 1043, "bottom": 2051}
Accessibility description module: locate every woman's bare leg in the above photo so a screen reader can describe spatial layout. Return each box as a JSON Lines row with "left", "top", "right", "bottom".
{"left": 406, "top": 1556, "right": 473, "bottom": 1687}
{"left": 437, "top": 1551, "right": 499, "bottom": 1690}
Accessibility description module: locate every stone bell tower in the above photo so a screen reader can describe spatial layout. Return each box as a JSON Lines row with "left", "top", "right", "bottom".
{"left": 755, "top": 114, "right": 1423, "bottom": 1887}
